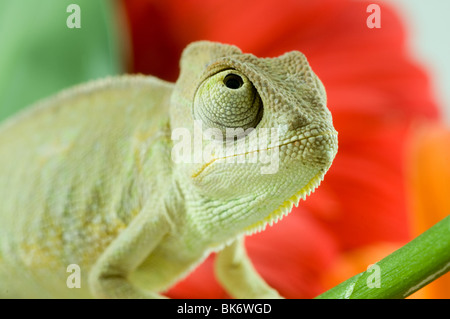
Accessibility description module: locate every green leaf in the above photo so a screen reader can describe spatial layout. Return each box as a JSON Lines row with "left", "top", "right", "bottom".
{"left": 0, "top": 0, "right": 124, "bottom": 121}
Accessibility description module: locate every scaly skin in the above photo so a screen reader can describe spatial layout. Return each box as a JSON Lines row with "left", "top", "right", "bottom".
{"left": 0, "top": 41, "right": 337, "bottom": 298}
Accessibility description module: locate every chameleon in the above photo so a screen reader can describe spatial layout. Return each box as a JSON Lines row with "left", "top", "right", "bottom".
{"left": 0, "top": 41, "right": 338, "bottom": 298}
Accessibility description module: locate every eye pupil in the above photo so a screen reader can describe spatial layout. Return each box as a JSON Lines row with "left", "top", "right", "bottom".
{"left": 224, "top": 74, "right": 243, "bottom": 89}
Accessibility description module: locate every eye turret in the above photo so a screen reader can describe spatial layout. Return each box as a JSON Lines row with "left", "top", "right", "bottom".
{"left": 193, "top": 70, "right": 263, "bottom": 135}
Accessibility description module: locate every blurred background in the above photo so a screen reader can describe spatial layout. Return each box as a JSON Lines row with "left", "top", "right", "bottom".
{"left": 0, "top": 0, "right": 448, "bottom": 298}
{"left": 393, "top": 0, "right": 450, "bottom": 124}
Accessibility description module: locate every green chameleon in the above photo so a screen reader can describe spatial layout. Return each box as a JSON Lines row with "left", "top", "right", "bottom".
{"left": 0, "top": 41, "right": 338, "bottom": 298}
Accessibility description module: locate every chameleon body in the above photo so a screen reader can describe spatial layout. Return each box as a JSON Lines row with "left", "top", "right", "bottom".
{"left": 0, "top": 42, "right": 337, "bottom": 298}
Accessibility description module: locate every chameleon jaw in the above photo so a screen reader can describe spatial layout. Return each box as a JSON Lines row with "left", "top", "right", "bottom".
{"left": 204, "top": 170, "right": 325, "bottom": 254}
{"left": 243, "top": 170, "right": 325, "bottom": 236}
{"left": 191, "top": 130, "right": 337, "bottom": 179}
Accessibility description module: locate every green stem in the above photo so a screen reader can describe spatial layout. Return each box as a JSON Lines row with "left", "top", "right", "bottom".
{"left": 315, "top": 216, "right": 450, "bottom": 299}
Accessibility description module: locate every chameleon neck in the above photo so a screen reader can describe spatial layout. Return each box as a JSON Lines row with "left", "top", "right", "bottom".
{"left": 176, "top": 166, "right": 325, "bottom": 252}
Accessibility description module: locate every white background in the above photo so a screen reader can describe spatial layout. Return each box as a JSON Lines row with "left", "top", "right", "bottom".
{"left": 388, "top": 0, "right": 450, "bottom": 124}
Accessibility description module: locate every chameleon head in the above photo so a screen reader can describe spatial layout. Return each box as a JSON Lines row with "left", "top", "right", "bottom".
{"left": 170, "top": 41, "right": 338, "bottom": 236}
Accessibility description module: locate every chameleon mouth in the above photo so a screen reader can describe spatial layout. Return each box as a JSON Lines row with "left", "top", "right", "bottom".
{"left": 191, "top": 131, "right": 337, "bottom": 178}
{"left": 243, "top": 170, "right": 325, "bottom": 236}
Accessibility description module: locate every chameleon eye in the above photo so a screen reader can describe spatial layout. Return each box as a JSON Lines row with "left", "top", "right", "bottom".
{"left": 193, "top": 70, "right": 262, "bottom": 136}
{"left": 223, "top": 73, "right": 243, "bottom": 89}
